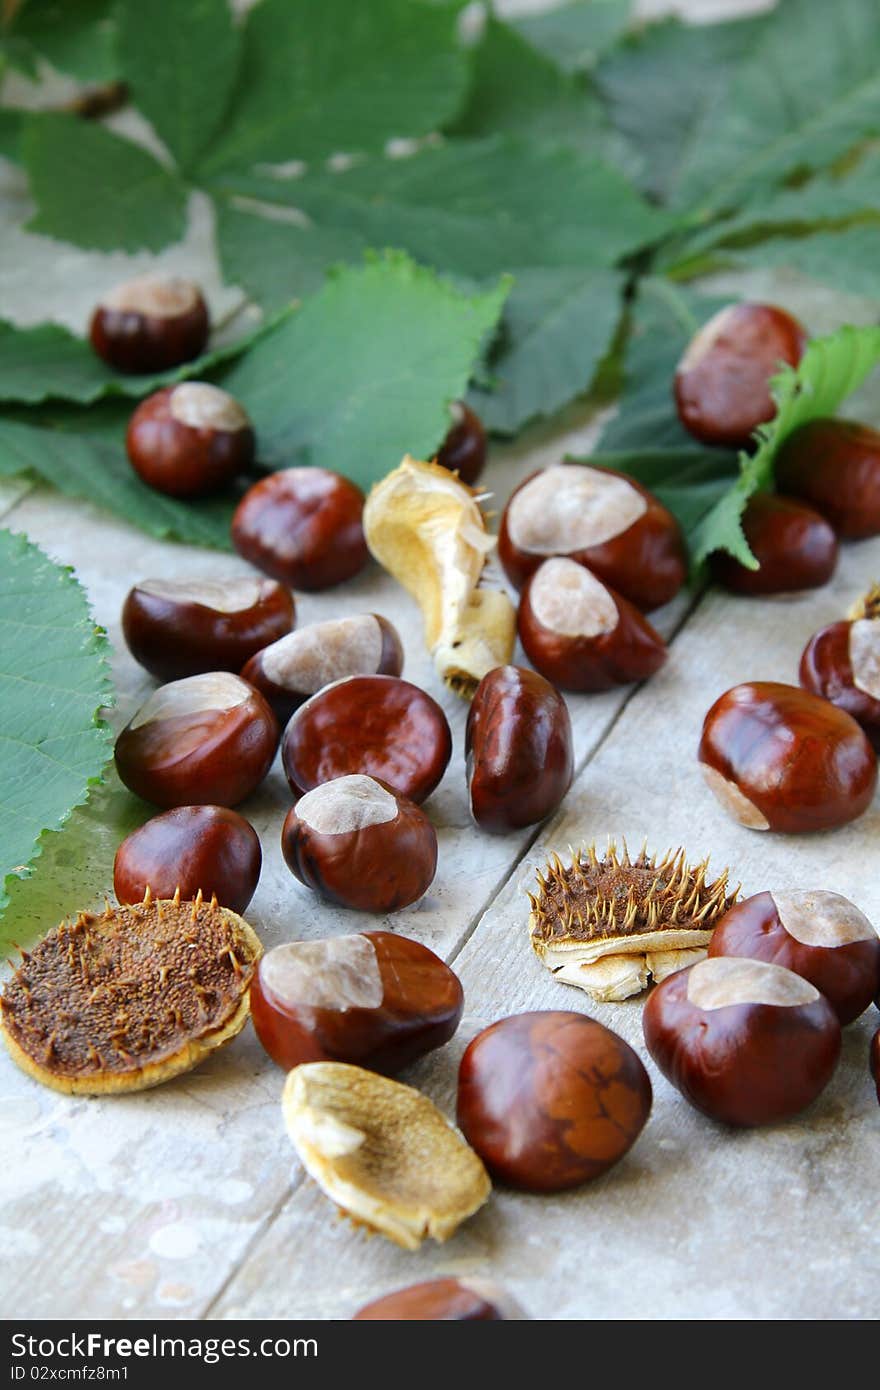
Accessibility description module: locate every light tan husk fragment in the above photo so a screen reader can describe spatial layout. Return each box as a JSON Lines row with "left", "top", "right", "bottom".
{"left": 849, "top": 582, "right": 880, "bottom": 622}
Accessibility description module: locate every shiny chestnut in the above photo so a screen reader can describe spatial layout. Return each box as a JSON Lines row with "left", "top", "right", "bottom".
{"left": 709, "top": 493, "right": 837, "bottom": 595}
{"left": 518, "top": 557, "right": 667, "bottom": 691}
{"left": 466, "top": 665, "right": 572, "bottom": 833}
{"left": 231, "top": 467, "right": 368, "bottom": 590}
{"left": 353, "top": 1278, "right": 521, "bottom": 1321}
{"left": 126, "top": 383, "right": 254, "bottom": 498}
{"left": 115, "top": 672, "right": 279, "bottom": 808}
{"left": 456, "top": 1011, "right": 652, "bottom": 1192}
{"left": 775, "top": 419, "right": 880, "bottom": 538}
{"left": 282, "top": 675, "right": 451, "bottom": 804}
{"left": 674, "top": 302, "right": 807, "bottom": 448}
{"left": 113, "top": 805, "right": 261, "bottom": 914}
{"left": 436, "top": 402, "right": 487, "bottom": 485}
{"left": 498, "top": 463, "right": 686, "bottom": 611}
{"left": 643, "top": 956, "right": 841, "bottom": 1126}
{"left": 699, "top": 681, "right": 877, "bottom": 833}
{"left": 89, "top": 275, "right": 209, "bottom": 374}
{"left": 799, "top": 619, "right": 880, "bottom": 751}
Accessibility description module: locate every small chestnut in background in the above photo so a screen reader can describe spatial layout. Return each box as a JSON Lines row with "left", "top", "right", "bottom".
{"left": 89, "top": 275, "right": 209, "bottom": 374}
{"left": 799, "top": 618, "right": 880, "bottom": 750}
{"left": 251, "top": 930, "right": 461, "bottom": 1073}
{"left": 353, "top": 1278, "right": 522, "bottom": 1321}
{"left": 115, "top": 672, "right": 279, "bottom": 808}
{"left": 231, "top": 467, "right": 368, "bottom": 590}
{"left": 435, "top": 402, "right": 487, "bottom": 485}
{"left": 518, "top": 557, "right": 667, "bottom": 691}
{"left": 466, "top": 665, "right": 573, "bottom": 833}
{"left": 113, "top": 805, "right": 261, "bottom": 915}
{"left": 709, "top": 493, "right": 838, "bottom": 596}
{"left": 122, "top": 576, "right": 294, "bottom": 681}
{"left": 126, "top": 383, "right": 254, "bottom": 499}
{"left": 775, "top": 418, "right": 880, "bottom": 538}
{"left": 699, "top": 681, "right": 877, "bottom": 833}
{"left": 709, "top": 890, "right": 880, "bottom": 1025}
{"left": 241, "top": 613, "right": 402, "bottom": 724}
{"left": 643, "top": 956, "right": 841, "bottom": 1126}
{"left": 673, "top": 302, "right": 806, "bottom": 448}
{"left": 456, "top": 1011, "right": 652, "bottom": 1192}
{"left": 498, "top": 463, "right": 686, "bottom": 611}
{"left": 281, "top": 774, "right": 437, "bottom": 912}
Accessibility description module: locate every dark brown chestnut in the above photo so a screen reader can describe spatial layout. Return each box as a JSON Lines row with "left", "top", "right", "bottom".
{"left": 122, "top": 576, "right": 295, "bottom": 682}
{"left": 231, "top": 467, "right": 368, "bottom": 591}
{"left": 241, "top": 613, "right": 402, "bottom": 724}
{"left": 89, "top": 275, "right": 209, "bottom": 374}
{"left": 126, "top": 383, "right": 254, "bottom": 498}
{"left": 709, "top": 493, "right": 838, "bottom": 595}
{"left": 113, "top": 805, "right": 261, "bottom": 914}
{"left": 466, "top": 665, "right": 572, "bottom": 833}
{"left": 709, "top": 890, "right": 880, "bottom": 1025}
{"left": 498, "top": 463, "right": 686, "bottom": 611}
{"left": 456, "top": 1011, "right": 652, "bottom": 1192}
{"left": 282, "top": 675, "right": 451, "bottom": 804}
{"left": 436, "top": 402, "right": 487, "bottom": 485}
{"left": 799, "top": 619, "right": 880, "bottom": 751}
{"left": 673, "top": 302, "right": 807, "bottom": 448}
{"left": 115, "top": 672, "right": 279, "bottom": 809}
{"left": 775, "top": 419, "right": 880, "bottom": 538}
{"left": 643, "top": 956, "right": 841, "bottom": 1126}
{"left": 250, "top": 929, "right": 460, "bottom": 1074}
{"left": 517, "top": 557, "right": 667, "bottom": 691}
{"left": 699, "top": 681, "right": 877, "bottom": 833}
{"left": 353, "top": 1278, "right": 522, "bottom": 1321}
{"left": 871, "top": 1027, "right": 879, "bottom": 1105}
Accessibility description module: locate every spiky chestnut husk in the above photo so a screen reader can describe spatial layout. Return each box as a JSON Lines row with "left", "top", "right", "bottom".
{"left": 850, "top": 582, "right": 880, "bottom": 622}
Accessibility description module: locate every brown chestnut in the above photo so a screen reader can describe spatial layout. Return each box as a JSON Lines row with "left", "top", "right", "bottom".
{"left": 709, "top": 890, "right": 880, "bottom": 1025}
{"left": 113, "top": 805, "right": 261, "bottom": 914}
{"left": 456, "top": 1011, "right": 652, "bottom": 1192}
{"left": 353, "top": 1278, "right": 522, "bottom": 1321}
{"left": 436, "top": 402, "right": 487, "bottom": 485}
{"left": 126, "top": 383, "right": 254, "bottom": 498}
{"left": 466, "top": 665, "right": 573, "bottom": 833}
{"left": 775, "top": 419, "right": 880, "bottom": 538}
{"left": 709, "top": 493, "right": 838, "bottom": 595}
{"left": 518, "top": 557, "right": 667, "bottom": 691}
{"left": 643, "top": 956, "right": 841, "bottom": 1126}
{"left": 498, "top": 463, "right": 686, "bottom": 611}
{"left": 241, "top": 613, "right": 402, "bottom": 724}
{"left": 231, "top": 467, "right": 368, "bottom": 590}
{"left": 89, "top": 275, "right": 209, "bottom": 374}
{"left": 281, "top": 774, "right": 437, "bottom": 912}
{"left": 115, "top": 672, "right": 279, "bottom": 809}
{"left": 699, "top": 681, "right": 877, "bottom": 833}
{"left": 674, "top": 302, "right": 807, "bottom": 448}
{"left": 251, "top": 929, "right": 460, "bottom": 1074}
{"left": 122, "top": 576, "right": 295, "bottom": 682}
{"left": 871, "top": 1027, "right": 880, "bottom": 1105}
{"left": 282, "top": 675, "right": 451, "bottom": 804}
{"left": 799, "top": 619, "right": 880, "bottom": 751}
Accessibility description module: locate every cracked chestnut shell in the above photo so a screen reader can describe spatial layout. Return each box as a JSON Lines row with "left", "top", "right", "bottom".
{"left": 89, "top": 275, "right": 209, "bottom": 374}
{"left": 231, "top": 467, "right": 368, "bottom": 590}
{"left": 354, "top": 1278, "right": 521, "bottom": 1321}
{"left": 709, "top": 493, "right": 838, "bottom": 596}
{"left": 799, "top": 619, "right": 880, "bottom": 751}
{"left": 775, "top": 419, "right": 880, "bottom": 538}
{"left": 114, "top": 805, "right": 262, "bottom": 915}
{"left": 126, "top": 383, "right": 255, "bottom": 498}
{"left": 436, "top": 402, "right": 487, "bottom": 485}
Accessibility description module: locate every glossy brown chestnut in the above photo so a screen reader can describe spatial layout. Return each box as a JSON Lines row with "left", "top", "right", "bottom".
{"left": 871, "top": 1027, "right": 880, "bottom": 1105}
{"left": 231, "top": 467, "right": 368, "bottom": 590}
{"left": 699, "top": 682, "right": 877, "bottom": 833}
{"left": 498, "top": 463, "right": 686, "bottom": 611}
{"left": 282, "top": 675, "right": 451, "bottom": 804}
{"left": 456, "top": 1011, "right": 652, "bottom": 1192}
{"left": 466, "top": 665, "right": 573, "bottom": 833}
{"left": 673, "top": 302, "right": 807, "bottom": 448}
{"left": 89, "top": 275, "right": 209, "bottom": 374}
{"left": 709, "top": 493, "right": 838, "bottom": 596}
{"left": 775, "top": 419, "right": 880, "bottom": 538}
{"left": 353, "top": 1278, "right": 521, "bottom": 1321}
{"left": 709, "top": 890, "right": 880, "bottom": 1025}
{"left": 436, "top": 402, "right": 487, "bottom": 485}
{"left": 250, "top": 929, "right": 460, "bottom": 1074}
{"left": 126, "top": 383, "right": 254, "bottom": 499}
{"left": 113, "top": 805, "right": 261, "bottom": 914}
{"left": 799, "top": 619, "right": 880, "bottom": 751}
{"left": 518, "top": 557, "right": 667, "bottom": 691}
{"left": 643, "top": 956, "right": 841, "bottom": 1126}
{"left": 241, "top": 613, "right": 402, "bottom": 724}
{"left": 115, "top": 672, "right": 279, "bottom": 809}
{"left": 122, "top": 576, "right": 295, "bottom": 681}
{"left": 280, "top": 774, "right": 437, "bottom": 912}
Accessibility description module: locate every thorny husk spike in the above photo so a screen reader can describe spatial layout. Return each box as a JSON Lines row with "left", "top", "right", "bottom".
{"left": 849, "top": 582, "right": 880, "bottom": 622}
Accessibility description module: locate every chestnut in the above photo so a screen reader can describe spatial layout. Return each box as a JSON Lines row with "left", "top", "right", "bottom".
{"left": 872, "top": 1027, "right": 879, "bottom": 1105}
{"left": 799, "top": 619, "right": 880, "bottom": 751}
{"left": 89, "top": 275, "right": 209, "bottom": 374}
{"left": 436, "top": 402, "right": 487, "bottom": 485}
{"left": 517, "top": 557, "right": 667, "bottom": 691}
{"left": 775, "top": 419, "right": 880, "bottom": 538}
{"left": 498, "top": 463, "right": 686, "bottom": 611}
{"left": 456, "top": 1011, "right": 652, "bottom": 1192}
{"left": 699, "top": 681, "right": 877, "bottom": 833}
{"left": 280, "top": 774, "right": 437, "bottom": 912}
{"left": 673, "top": 302, "right": 807, "bottom": 448}
{"left": 709, "top": 493, "right": 838, "bottom": 596}
{"left": 231, "top": 467, "right": 368, "bottom": 590}
{"left": 282, "top": 675, "right": 451, "bottom": 804}
{"left": 126, "top": 383, "right": 254, "bottom": 498}
{"left": 466, "top": 665, "right": 573, "bottom": 833}
{"left": 122, "top": 576, "right": 295, "bottom": 682}
{"left": 113, "top": 805, "right": 261, "bottom": 914}
{"left": 241, "top": 613, "right": 402, "bottom": 724}
{"left": 115, "top": 671, "right": 279, "bottom": 809}
{"left": 709, "top": 890, "right": 880, "bottom": 1025}
{"left": 353, "top": 1278, "right": 521, "bottom": 1321}
{"left": 250, "top": 929, "right": 460, "bottom": 1074}
{"left": 643, "top": 956, "right": 841, "bottom": 1126}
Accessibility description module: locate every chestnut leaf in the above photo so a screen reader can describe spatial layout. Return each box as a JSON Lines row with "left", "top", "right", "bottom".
{"left": 712, "top": 222, "right": 880, "bottom": 305}
{"left": 5, "top": 0, "right": 119, "bottom": 86}
{"left": 510, "top": 0, "right": 633, "bottom": 75}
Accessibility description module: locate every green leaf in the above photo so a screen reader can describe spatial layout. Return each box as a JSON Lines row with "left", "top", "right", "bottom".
{"left": 510, "top": 0, "right": 633, "bottom": 74}
{"left": 215, "top": 199, "right": 366, "bottom": 311}
{"left": 0, "top": 108, "right": 24, "bottom": 163}
{"left": 720, "top": 222, "right": 880, "bottom": 303}
{"left": 0, "top": 34, "right": 39, "bottom": 78}
{"left": 8, "top": 0, "right": 119, "bottom": 85}
{"left": 0, "top": 529, "right": 113, "bottom": 916}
